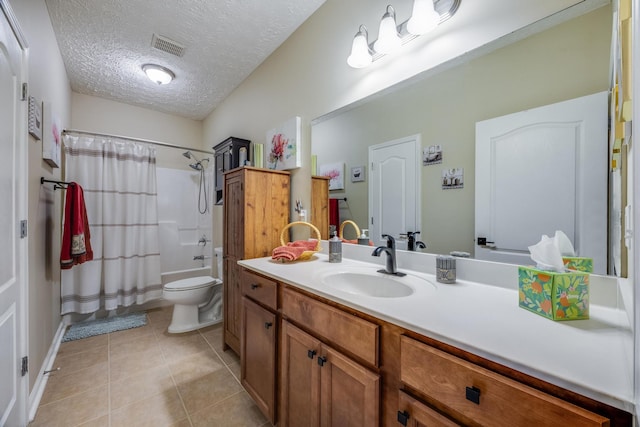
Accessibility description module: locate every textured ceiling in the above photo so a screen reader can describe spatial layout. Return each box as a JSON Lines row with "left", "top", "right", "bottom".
{"left": 45, "top": 0, "right": 326, "bottom": 120}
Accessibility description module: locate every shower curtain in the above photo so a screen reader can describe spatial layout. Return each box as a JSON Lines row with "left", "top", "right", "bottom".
{"left": 61, "top": 134, "right": 162, "bottom": 314}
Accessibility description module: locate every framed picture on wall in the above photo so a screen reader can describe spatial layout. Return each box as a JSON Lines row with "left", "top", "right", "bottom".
{"left": 266, "top": 116, "right": 301, "bottom": 170}
{"left": 319, "top": 162, "right": 345, "bottom": 190}
{"left": 42, "top": 101, "right": 62, "bottom": 168}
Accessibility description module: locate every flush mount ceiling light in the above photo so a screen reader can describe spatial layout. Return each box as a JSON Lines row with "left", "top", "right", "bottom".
{"left": 142, "top": 64, "right": 175, "bottom": 85}
{"left": 347, "top": 0, "right": 461, "bottom": 69}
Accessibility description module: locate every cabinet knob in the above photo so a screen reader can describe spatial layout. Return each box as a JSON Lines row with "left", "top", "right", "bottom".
{"left": 264, "top": 322, "right": 273, "bottom": 329}
{"left": 307, "top": 350, "right": 317, "bottom": 360}
{"left": 396, "top": 410, "right": 410, "bottom": 426}
{"left": 317, "top": 356, "right": 327, "bottom": 367}
{"left": 250, "top": 283, "right": 259, "bottom": 290}
{"left": 465, "top": 386, "right": 481, "bottom": 405}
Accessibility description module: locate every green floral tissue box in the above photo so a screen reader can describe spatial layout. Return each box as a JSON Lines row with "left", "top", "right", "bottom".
{"left": 562, "top": 257, "right": 593, "bottom": 273}
{"left": 518, "top": 266, "right": 589, "bottom": 321}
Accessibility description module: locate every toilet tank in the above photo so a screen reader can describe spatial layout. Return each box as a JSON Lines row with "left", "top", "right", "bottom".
{"left": 214, "top": 247, "right": 223, "bottom": 280}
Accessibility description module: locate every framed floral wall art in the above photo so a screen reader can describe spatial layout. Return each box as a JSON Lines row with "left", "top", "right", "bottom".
{"left": 319, "top": 162, "right": 345, "bottom": 190}
{"left": 266, "top": 116, "right": 301, "bottom": 170}
{"left": 42, "top": 101, "right": 61, "bottom": 168}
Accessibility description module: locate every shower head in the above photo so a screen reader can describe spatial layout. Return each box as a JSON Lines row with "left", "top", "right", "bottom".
{"left": 189, "top": 163, "right": 202, "bottom": 171}
{"left": 182, "top": 151, "right": 192, "bottom": 159}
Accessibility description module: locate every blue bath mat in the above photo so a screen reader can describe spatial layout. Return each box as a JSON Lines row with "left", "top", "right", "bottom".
{"left": 62, "top": 312, "right": 147, "bottom": 342}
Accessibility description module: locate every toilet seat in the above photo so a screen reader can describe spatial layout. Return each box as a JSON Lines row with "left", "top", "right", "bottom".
{"left": 164, "top": 276, "right": 220, "bottom": 292}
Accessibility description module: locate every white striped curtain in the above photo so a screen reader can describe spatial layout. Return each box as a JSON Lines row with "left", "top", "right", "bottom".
{"left": 61, "top": 134, "right": 162, "bottom": 314}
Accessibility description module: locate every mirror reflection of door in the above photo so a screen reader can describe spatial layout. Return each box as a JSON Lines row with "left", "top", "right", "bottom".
{"left": 369, "top": 135, "right": 421, "bottom": 248}
{"left": 475, "top": 91, "right": 608, "bottom": 274}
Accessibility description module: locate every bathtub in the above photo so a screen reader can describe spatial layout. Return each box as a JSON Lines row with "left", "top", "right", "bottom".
{"left": 161, "top": 265, "right": 214, "bottom": 286}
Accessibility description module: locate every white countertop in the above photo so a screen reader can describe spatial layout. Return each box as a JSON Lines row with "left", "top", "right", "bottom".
{"left": 238, "top": 252, "right": 635, "bottom": 413}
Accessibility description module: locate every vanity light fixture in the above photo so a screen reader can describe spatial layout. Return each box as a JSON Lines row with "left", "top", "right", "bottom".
{"left": 374, "top": 5, "right": 402, "bottom": 55}
{"left": 347, "top": 0, "right": 461, "bottom": 69}
{"left": 142, "top": 63, "right": 175, "bottom": 85}
{"left": 347, "top": 25, "right": 373, "bottom": 69}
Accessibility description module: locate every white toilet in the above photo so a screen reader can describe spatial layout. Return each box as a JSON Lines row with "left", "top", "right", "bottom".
{"left": 163, "top": 247, "right": 224, "bottom": 333}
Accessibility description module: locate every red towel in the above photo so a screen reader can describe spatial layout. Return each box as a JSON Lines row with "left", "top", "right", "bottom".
{"left": 329, "top": 199, "right": 339, "bottom": 228}
{"left": 272, "top": 240, "right": 317, "bottom": 261}
{"left": 60, "top": 183, "right": 93, "bottom": 269}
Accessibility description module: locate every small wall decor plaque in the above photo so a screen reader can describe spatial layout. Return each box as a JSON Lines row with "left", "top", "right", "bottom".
{"left": 351, "top": 166, "right": 365, "bottom": 182}
{"left": 423, "top": 144, "right": 442, "bottom": 165}
{"left": 442, "top": 168, "right": 464, "bottom": 190}
{"left": 28, "top": 96, "right": 42, "bottom": 140}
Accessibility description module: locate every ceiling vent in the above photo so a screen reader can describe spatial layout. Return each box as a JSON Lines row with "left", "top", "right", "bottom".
{"left": 151, "top": 34, "right": 185, "bottom": 57}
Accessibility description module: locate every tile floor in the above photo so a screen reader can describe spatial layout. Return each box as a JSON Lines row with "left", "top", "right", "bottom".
{"left": 30, "top": 307, "right": 271, "bottom": 427}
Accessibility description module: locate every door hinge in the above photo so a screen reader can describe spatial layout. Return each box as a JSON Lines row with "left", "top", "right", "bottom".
{"left": 21, "top": 83, "right": 27, "bottom": 101}
{"left": 21, "top": 356, "right": 28, "bottom": 376}
{"left": 20, "top": 220, "right": 27, "bottom": 238}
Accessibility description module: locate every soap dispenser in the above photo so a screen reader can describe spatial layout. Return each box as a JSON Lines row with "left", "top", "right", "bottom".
{"left": 358, "top": 229, "right": 370, "bottom": 245}
{"left": 329, "top": 231, "right": 342, "bottom": 263}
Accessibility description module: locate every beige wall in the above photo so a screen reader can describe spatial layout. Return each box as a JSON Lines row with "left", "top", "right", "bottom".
{"left": 312, "top": 6, "right": 611, "bottom": 255}
{"left": 202, "top": 0, "right": 604, "bottom": 246}
{"left": 12, "top": 0, "right": 72, "bottom": 391}
{"left": 71, "top": 92, "right": 205, "bottom": 170}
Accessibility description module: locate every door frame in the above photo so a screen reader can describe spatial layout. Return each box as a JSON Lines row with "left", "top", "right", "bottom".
{"left": 0, "top": 1, "right": 29, "bottom": 425}
{"left": 368, "top": 134, "right": 422, "bottom": 247}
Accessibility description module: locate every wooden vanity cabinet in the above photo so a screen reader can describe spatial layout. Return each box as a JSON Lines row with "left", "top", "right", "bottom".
{"left": 280, "top": 320, "right": 380, "bottom": 427}
{"left": 399, "top": 336, "right": 611, "bottom": 427}
{"left": 280, "top": 287, "right": 380, "bottom": 427}
{"left": 223, "top": 167, "right": 290, "bottom": 355}
{"left": 240, "top": 269, "right": 280, "bottom": 424}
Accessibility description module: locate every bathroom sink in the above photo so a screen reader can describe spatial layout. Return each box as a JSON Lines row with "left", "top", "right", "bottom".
{"left": 319, "top": 268, "right": 434, "bottom": 298}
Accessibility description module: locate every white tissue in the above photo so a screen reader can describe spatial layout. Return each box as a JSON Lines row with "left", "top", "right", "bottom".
{"left": 528, "top": 230, "right": 574, "bottom": 272}
{"left": 552, "top": 230, "right": 576, "bottom": 257}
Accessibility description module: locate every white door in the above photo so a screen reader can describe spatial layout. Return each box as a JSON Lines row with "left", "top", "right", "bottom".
{"left": 369, "top": 135, "right": 421, "bottom": 248}
{"left": 0, "top": 2, "right": 28, "bottom": 426}
{"left": 475, "top": 92, "right": 608, "bottom": 274}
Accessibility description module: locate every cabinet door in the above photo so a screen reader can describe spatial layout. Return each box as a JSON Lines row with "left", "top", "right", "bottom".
{"left": 242, "top": 298, "right": 277, "bottom": 423}
{"left": 223, "top": 171, "right": 244, "bottom": 258}
{"left": 320, "top": 345, "right": 380, "bottom": 427}
{"left": 223, "top": 257, "right": 240, "bottom": 354}
{"left": 397, "top": 391, "right": 461, "bottom": 427}
{"left": 281, "top": 321, "right": 321, "bottom": 427}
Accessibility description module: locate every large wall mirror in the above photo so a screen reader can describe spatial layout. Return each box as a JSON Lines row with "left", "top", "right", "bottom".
{"left": 312, "top": 4, "right": 622, "bottom": 276}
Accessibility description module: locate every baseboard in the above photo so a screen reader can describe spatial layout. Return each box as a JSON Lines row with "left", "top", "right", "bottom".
{"left": 28, "top": 320, "right": 66, "bottom": 422}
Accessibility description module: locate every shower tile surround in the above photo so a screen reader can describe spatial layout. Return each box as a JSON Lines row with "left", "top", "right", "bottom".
{"left": 31, "top": 307, "right": 271, "bottom": 427}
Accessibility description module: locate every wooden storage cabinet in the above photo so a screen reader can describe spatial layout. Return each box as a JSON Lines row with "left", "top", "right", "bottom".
{"left": 280, "top": 320, "right": 380, "bottom": 427}
{"left": 400, "top": 336, "right": 610, "bottom": 427}
{"left": 223, "top": 167, "right": 290, "bottom": 354}
{"left": 311, "top": 176, "right": 330, "bottom": 239}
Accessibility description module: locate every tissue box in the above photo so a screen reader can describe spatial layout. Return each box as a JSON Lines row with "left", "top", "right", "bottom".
{"left": 518, "top": 266, "right": 589, "bottom": 321}
{"left": 562, "top": 257, "right": 593, "bottom": 273}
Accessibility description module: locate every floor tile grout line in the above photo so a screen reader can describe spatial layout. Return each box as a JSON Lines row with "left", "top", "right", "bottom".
{"left": 157, "top": 313, "right": 195, "bottom": 427}
{"left": 199, "top": 328, "right": 242, "bottom": 385}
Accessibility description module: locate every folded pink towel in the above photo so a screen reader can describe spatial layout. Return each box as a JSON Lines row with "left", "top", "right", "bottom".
{"left": 272, "top": 239, "right": 318, "bottom": 261}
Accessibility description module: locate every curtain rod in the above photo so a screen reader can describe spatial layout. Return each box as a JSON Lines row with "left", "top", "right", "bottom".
{"left": 63, "top": 129, "right": 214, "bottom": 156}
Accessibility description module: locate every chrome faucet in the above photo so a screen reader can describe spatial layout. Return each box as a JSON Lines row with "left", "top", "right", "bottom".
{"left": 372, "top": 234, "right": 406, "bottom": 276}
{"left": 198, "top": 235, "right": 211, "bottom": 246}
{"left": 407, "top": 231, "right": 426, "bottom": 251}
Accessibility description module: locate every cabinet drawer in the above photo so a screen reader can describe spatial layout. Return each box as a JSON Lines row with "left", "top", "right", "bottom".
{"left": 400, "top": 336, "right": 609, "bottom": 427}
{"left": 241, "top": 269, "right": 277, "bottom": 310}
{"left": 398, "top": 390, "right": 461, "bottom": 427}
{"left": 282, "top": 287, "right": 378, "bottom": 367}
